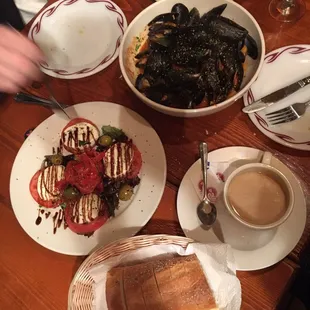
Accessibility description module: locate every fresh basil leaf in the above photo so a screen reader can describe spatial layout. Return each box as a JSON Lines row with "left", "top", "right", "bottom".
{"left": 59, "top": 203, "right": 67, "bottom": 209}
{"left": 101, "top": 125, "right": 125, "bottom": 140}
{"left": 78, "top": 140, "right": 89, "bottom": 146}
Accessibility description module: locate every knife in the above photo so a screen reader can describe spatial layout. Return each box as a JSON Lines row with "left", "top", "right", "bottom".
{"left": 242, "top": 76, "right": 310, "bottom": 114}
{"left": 45, "top": 81, "right": 71, "bottom": 119}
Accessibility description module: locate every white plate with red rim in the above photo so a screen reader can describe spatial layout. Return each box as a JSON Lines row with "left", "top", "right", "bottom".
{"left": 177, "top": 146, "right": 306, "bottom": 271}
{"left": 10, "top": 102, "right": 166, "bottom": 255}
{"left": 243, "top": 45, "right": 310, "bottom": 151}
{"left": 29, "top": 0, "right": 127, "bottom": 79}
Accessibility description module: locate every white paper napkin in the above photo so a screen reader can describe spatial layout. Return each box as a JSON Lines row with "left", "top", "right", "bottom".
{"left": 189, "top": 156, "right": 264, "bottom": 203}
{"left": 190, "top": 160, "right": 234, "bottom": 203}
{"left": 89, "top": 243, "right": 241, "bottom": 310}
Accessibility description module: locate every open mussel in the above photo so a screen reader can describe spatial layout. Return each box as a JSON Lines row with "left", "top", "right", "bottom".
{"left": 199, "top": 56, "right": 223, "bottom": 103}
{"left": 188, "top": 7, "right": 200, "bottom": 26}
{"left": 208, "top": 17, "right": 248, "bottom": 43}
{"left": 201, "top": 4, "right": 227, "bottom": 25}
{"left": 135, "top": 74, "right": 151, "bottom": 92}
{"left": 170, "top": 44, "right": 211, "bottom": 66}
{"left": 135, "top": 50, "right": 150, "bottom": 59}
{"left": 244, "top": 34, "right": 258, "bottom": 59}
{"left": 171, "top": 3, "right": 189, "bottom": 25}
{"left": 145, "top": 84, "right": 167, "bottom": 103}
{"left": 149, "top": 3, "right": 198, "bottom": 28}
{"left": 148, "top": 12, "right": 177, "bottom": 26}
{"left": 149, "top": 32, "right": 175, "bottom": 47}
{"left": 220, "top": 46, "right": 244, "bottom": 91}
{"left": 134, "top": 3, "right": 259, "bottom": 109}
{"left": 237, "top": 41, "right": 246, "bottom": 63}
{"left": 166, "top": 68, "right": 200, "bottom": 87}
{"left": 148, "top": 23, "right": 177, "bottom": 37}
{"left": 148, "top": 3, "right": 190, "bottom": 27}
{"left": 135, "top": 50, "right": 149, "bottom": 69}
{"left": 144, "top": 50, "right": 171, "bottom": 77}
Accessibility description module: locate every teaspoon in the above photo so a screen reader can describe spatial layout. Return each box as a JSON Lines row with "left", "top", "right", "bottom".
{"left": 196, "top": 142, "right": 217, "bottom": 227}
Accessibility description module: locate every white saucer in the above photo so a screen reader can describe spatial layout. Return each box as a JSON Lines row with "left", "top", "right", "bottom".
{"left": 243, "top": 45, "right": 310, "bottom": 151}
{"left": 177, "top": 146, "right": 306, "bottom": 271}
{"left": 29, "top": 0, "right": 127, "bottom": 79}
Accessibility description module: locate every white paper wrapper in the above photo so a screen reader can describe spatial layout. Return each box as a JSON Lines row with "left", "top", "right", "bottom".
{"left": 89, "top": 243, "right": 241, "bottom": 310}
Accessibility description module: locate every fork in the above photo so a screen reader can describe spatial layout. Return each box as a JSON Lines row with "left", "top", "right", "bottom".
{"left": 265, "top": 100, "right": 310, "bottom": 125}
{"left": 15, "top": 92, "right": 69, "bottom": 110}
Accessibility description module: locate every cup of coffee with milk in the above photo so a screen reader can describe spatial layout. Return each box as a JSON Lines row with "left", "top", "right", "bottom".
{"left": 224, "top": 152, "right": 294, "bottom": 230}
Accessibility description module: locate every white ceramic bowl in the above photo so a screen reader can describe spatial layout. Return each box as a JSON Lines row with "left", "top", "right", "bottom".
{"left": 119, "top": 0, "right": 265, "bottom": 118}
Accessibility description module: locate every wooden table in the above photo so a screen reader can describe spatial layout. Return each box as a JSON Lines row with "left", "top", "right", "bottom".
{"left": 0, "top": 0, "right": 309, "bottom": 309}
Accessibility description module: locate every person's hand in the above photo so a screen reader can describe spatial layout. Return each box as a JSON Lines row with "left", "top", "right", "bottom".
{"left": 0, "top": 25, "right": 44, "bottom": 93}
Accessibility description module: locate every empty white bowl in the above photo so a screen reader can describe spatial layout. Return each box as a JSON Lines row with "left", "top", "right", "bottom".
{"left": 119, "top": 0, "right": 265, "bottom": 118}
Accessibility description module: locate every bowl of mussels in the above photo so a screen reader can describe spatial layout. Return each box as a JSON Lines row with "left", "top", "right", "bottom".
{"left": 119, "top": 0, "right": 265, "bottom": 118}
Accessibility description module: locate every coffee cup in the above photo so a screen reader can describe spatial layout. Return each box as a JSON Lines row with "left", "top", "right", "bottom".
{"left": 223, "top": 152, "right": 294, "bottom": 230}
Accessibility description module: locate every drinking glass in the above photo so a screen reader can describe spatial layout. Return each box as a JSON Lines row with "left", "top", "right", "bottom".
{"left": 269, "top": 0, "right": 306, "bottom": 22}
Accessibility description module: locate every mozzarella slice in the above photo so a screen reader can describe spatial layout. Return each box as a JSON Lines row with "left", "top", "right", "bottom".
{"left": 71, "top": 194, "right": 102, "bottom": 224}
{"left": 104, "top": 142, "right": 133, "bottom": 179}
{"left": 62, "top": 121, "right": 99, "bottom": 151}
{"left": 37, "top": 165, "right": 65, "bottom": 201}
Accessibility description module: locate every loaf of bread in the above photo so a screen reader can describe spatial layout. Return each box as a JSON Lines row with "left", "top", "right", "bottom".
{"left": 106, "top": 254, "right": 218, "bottom": 310}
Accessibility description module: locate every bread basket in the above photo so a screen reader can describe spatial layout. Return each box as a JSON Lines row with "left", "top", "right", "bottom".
{"left": 68, "top": 234, "right": 194, "bottom": 309}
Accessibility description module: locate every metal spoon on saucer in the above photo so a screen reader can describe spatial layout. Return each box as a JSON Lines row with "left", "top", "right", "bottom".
{"left": 197, "top": 142, "right": 217, "bottom": 227}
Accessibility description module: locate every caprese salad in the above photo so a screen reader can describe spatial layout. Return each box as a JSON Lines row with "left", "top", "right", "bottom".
{"left": 29, "top": 118, "right": 142, "bottom": 236}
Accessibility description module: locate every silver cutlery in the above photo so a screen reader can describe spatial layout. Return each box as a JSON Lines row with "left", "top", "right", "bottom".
{"left": 196, "top": 142, "right": 217, "bottom": 228}
{"left": 15, "top": 92, "right": 69, "bottom": 109}
{"left": 266, "top": 100, "right": 310, "bottom": 125}
{"left": 7, "top": 23, "right": 71, "bottom": 119}
{"left": 44, "top": 80, "right": 71, "bottom": 119}
{"left": 242, "top": 75, "right": 310, "bottom": 114}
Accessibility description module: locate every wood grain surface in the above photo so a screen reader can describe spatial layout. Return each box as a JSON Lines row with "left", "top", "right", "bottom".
{"left": 0, "top": 187, "right": 297, "bottom": 310}
{"left": 0, "top": 0, "right": 309, "bottom": 309}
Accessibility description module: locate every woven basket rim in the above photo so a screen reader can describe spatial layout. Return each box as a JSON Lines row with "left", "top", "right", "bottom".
{"left": 67, "top": 234, "right": 194, "bottom": 309}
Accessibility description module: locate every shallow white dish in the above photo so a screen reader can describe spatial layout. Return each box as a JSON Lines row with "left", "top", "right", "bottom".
{"left": 29, "top": 0, "right": 127, "bottom": 79}
{"left": 177, "top": 146, "right": 306, "bottom": 271}
{"left": 119, "top": 0, "right": 265, "bottom": 118}
{"left": 243, "top": 45, "right": 310, "bottom": 151}
{"left": 10, "top": 102, "right": 167, "bottom": 255}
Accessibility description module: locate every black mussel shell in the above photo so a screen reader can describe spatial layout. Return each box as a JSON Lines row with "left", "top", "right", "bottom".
{"left": 201, "top": 4, "right": 227, "bottom": 25}
{"left": 148, "top": 12, "right": 177, "bottom": 26}
{"left": 188, "top": 7, "right": 200, "bottom": 26}
{"left": 244, "top": 34, "right": 258, "bottom": 60}
{"left": 171, "top": 3, "right": 189, "bottom": 25}
{"left": 135, "top": 74, "right": 151, "bottom": 92}
{"left": 135, "top": 49, "right": 150, "bottom": 59}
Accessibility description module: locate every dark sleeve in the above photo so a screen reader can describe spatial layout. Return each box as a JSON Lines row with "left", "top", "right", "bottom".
{"left": 0, "top": 0, "right": 25, "bottom": 31}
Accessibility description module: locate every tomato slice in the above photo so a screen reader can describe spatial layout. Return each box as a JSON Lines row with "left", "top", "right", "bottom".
{"left": 62, "top": 118, "right": 97, "bottom": 132}
{"left": 61, "top": 118, "right": 99, "bottom": 154}
{"left": 64, "top": 199, "right": 108, "bottom": 234}
{"left": 64, "top": 153, "right": 102, "bottom": 194}
{"left": 127, "top": 144, "right": 142, "bottom": 179}
{"left": 29, "top": 170, "right": 61, "bottom": 208}
{"left": 84, "top": 148, "right": 106, "bottom": 173}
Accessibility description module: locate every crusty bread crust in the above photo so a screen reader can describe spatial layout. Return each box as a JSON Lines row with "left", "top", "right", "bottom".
{"left": 106, "top": 254, "right": 218, "bottom": 310}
